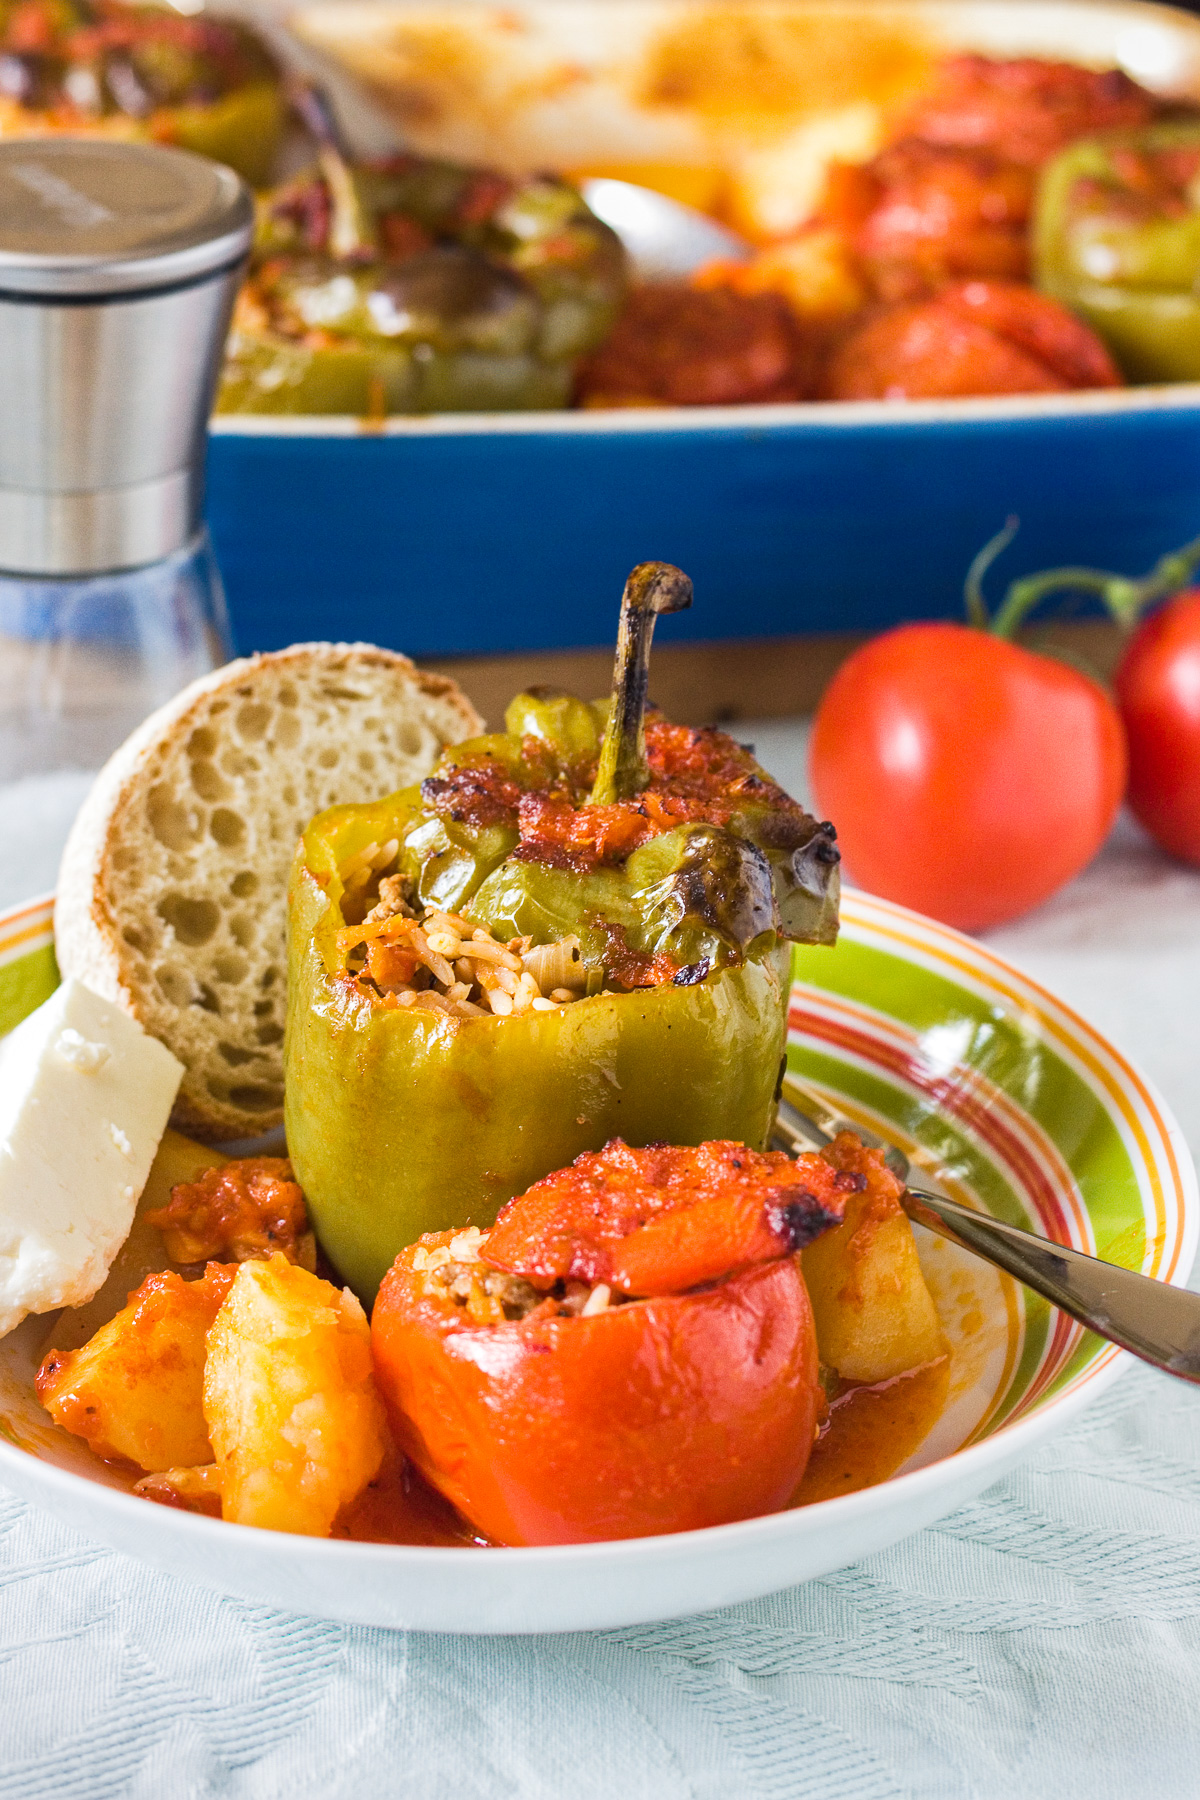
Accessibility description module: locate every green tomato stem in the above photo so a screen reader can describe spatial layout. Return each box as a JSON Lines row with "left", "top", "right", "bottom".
{"left": 964, "top": 516, "right": 1018, "bottom": 629}
{"left": 590, "top": 562, "right": 693, "bottom": 806}
{"left": 965, "top": 516, "right": 1200, "bottom": 639}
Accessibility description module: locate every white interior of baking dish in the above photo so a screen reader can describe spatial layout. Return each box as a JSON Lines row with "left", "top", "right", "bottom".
{"left": 209, "top": 0, "right": 1200, "bottom": 434}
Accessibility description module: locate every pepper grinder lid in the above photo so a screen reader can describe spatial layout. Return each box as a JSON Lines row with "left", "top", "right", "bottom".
{"left": 0, "top": 139, "right": 253, "bottom": 577}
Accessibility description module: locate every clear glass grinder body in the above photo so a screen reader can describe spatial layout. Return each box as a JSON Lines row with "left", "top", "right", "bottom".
{"left": 0, "top": 138, "right": 253, "bottom": 896}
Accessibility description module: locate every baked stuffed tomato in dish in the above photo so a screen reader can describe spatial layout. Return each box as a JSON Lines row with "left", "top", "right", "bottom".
{"left": 372, "top": 1138, "right": 857, "bottom": 1544}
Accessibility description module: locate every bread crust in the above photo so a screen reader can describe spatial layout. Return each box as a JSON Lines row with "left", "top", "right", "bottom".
{"left": 55, "top": 643, "right": 482, "bottom": 1142}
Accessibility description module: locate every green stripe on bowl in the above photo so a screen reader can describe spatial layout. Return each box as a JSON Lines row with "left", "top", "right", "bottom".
{"left": 793, "top": 935, "right": 1147, "bottom": 1267}
{"left": 0, "top": 942, "right": 59, "bottom": 1040}
{"left": 0, "top": 899, "right": 57, "bottom": 1040}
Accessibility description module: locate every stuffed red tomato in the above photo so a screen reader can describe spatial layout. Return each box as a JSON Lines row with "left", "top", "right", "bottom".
{"left": 370, "top": 1138, "right": 855, "bottom": 1545}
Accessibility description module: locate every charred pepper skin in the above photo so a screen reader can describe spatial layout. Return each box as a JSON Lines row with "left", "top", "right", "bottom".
{"left": 218, "top": 158, "right": 627, "bottom": 415}
{"left": 286, "top": 697, "right": 838, "bottom": 1301}
{"left": 1035, "top": 121, "right": 1200, "bottom": 382}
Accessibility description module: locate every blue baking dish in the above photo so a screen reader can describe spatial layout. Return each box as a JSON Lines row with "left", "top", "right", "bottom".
{"left": 207, "top": 389, "right": 1200, "bottom": 657}
{"left": 203, "top": 0, "right": 1200, "bottom": 657}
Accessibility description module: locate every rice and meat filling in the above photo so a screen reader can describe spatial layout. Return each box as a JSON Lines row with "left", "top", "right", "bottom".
{"left": 335, "top": 842, "right": 586, "bottom": 1019}
{"left": 411, "top": 1226, "right": 623, "bottom": 1324}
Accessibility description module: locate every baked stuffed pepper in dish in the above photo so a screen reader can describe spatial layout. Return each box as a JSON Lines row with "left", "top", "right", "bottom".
{"left": 218, "top": 92, "right": 627, "bottom": 417}
{"left": 1035, "top": 119, "right": 1200, "bottom": 383}
{"left": 0, "top": 0, "right": 282, "bottom": 184}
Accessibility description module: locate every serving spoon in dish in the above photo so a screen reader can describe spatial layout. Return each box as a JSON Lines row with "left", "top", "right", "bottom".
{"left": 772, "top": 1085, "right": 1200, "bottom": 1384}
{"left": 577, "top": 178, "right": 751, "bottom": 279}
{"left": 248, "top": 8, "right": 755, "bottom": 280}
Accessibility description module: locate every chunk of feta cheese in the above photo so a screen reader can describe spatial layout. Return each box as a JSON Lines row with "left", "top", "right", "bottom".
{"left": 0, "top": 978, "right": 183, "bottom": 1337}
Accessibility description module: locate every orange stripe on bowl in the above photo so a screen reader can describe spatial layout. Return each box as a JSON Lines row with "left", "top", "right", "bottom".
{"left": 791, "top": 982, "right": 1096, "bottom": 1399}
{"left": 0, "top": 908, "right": 55, "bottom": 965}
{"left": 836, "top": 891, "right": 1192, "bottom": 1406}
{"left": 790, "top": 1005, "right": 1076, "bottom": 1243}
{"left": 0, "top": 918, "right": 53, "bottom": 953}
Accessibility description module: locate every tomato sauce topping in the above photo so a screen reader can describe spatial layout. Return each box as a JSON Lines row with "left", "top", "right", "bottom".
{"left": 587, "top": 918, "right": 683, "bottom": 989}
{"left": 263, "top": 157, "right": 518, "bottom": 264}
{"left": 483, "top": 1136, "right": 859, "bottom": 1296}
{"left": 1069, "top": 143, "right": 1200, "bottom": 226}
{"left": 899, "top": 54, "right": 1162, "bottom": 166}
{"left": 421, "top": 720, "right": 815, "bottom": 870}
{"left": 146, "top": 1158, "right": 312, "bottom": 1267}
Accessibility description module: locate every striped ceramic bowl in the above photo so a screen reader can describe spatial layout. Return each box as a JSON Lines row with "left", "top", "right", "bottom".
{"left": 0, "top": 888, "right": 1193, "bottom": 1632}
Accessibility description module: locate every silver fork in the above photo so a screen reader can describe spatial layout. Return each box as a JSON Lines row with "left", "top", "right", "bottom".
{"left": 772, "top": 1084, "right": 1200, "bottom": 1384}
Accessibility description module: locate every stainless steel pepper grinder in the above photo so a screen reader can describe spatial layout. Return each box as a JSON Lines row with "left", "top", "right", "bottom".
{"left": 0, "top": 137, "right": 252, "bottom": 883}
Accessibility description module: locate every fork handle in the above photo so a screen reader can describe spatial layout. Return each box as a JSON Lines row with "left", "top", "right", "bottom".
{"left": 898, "top": 1184, "right": 1200, "bottom": 1382}
{"left": 771, "top": 1100, "right": 1200, "bottom": 1383}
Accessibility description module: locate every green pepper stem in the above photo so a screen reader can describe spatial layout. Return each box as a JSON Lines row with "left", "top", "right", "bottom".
{"left": 590, "top": 562, "right": 693, "bottom": 805}
{"left": 965, "top": 517, "right": 1200, "bottom": 639}
{"left": 287, "top": 78, "right": 375, "bottom": 261}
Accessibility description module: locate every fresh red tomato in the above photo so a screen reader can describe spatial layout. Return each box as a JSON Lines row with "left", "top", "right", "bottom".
{"left": 1115, "top": 589, "right": 1200, "bottom": 864}
{"left": 810, "top": 622, "right": 1127, "bottom": 931}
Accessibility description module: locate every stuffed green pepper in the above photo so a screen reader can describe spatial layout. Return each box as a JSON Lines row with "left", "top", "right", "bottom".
{"left": 0, "top": 0, "right": 282, "bottom": 186}
{"left": 1035, "top": 119, "right": 1200, "bottom": 382}
{"left": 286, "top": 564, "right": 840, "bottom": 1299}
{"left": 218, "top": 92, "right": 627, "bottom": 417}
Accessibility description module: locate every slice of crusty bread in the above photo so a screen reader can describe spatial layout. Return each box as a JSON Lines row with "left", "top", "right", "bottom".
{"left": 55, "top": 643, "right": 482, "bottom": 1142}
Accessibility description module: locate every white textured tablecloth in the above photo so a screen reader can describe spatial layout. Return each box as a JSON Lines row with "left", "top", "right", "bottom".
{"left": 4, "top": 721, "right": 1200, "bottom": 1800}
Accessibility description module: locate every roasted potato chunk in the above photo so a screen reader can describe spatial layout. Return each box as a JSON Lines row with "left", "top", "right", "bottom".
{"left": 802, "top": 1132, "right": 945, "bottom": 1383}
{"left": 36, "top": 1264, "right": 235, "bottom": 1471}
{"left": 203, "top": 1254, "right": 388, "bottom": 1536}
